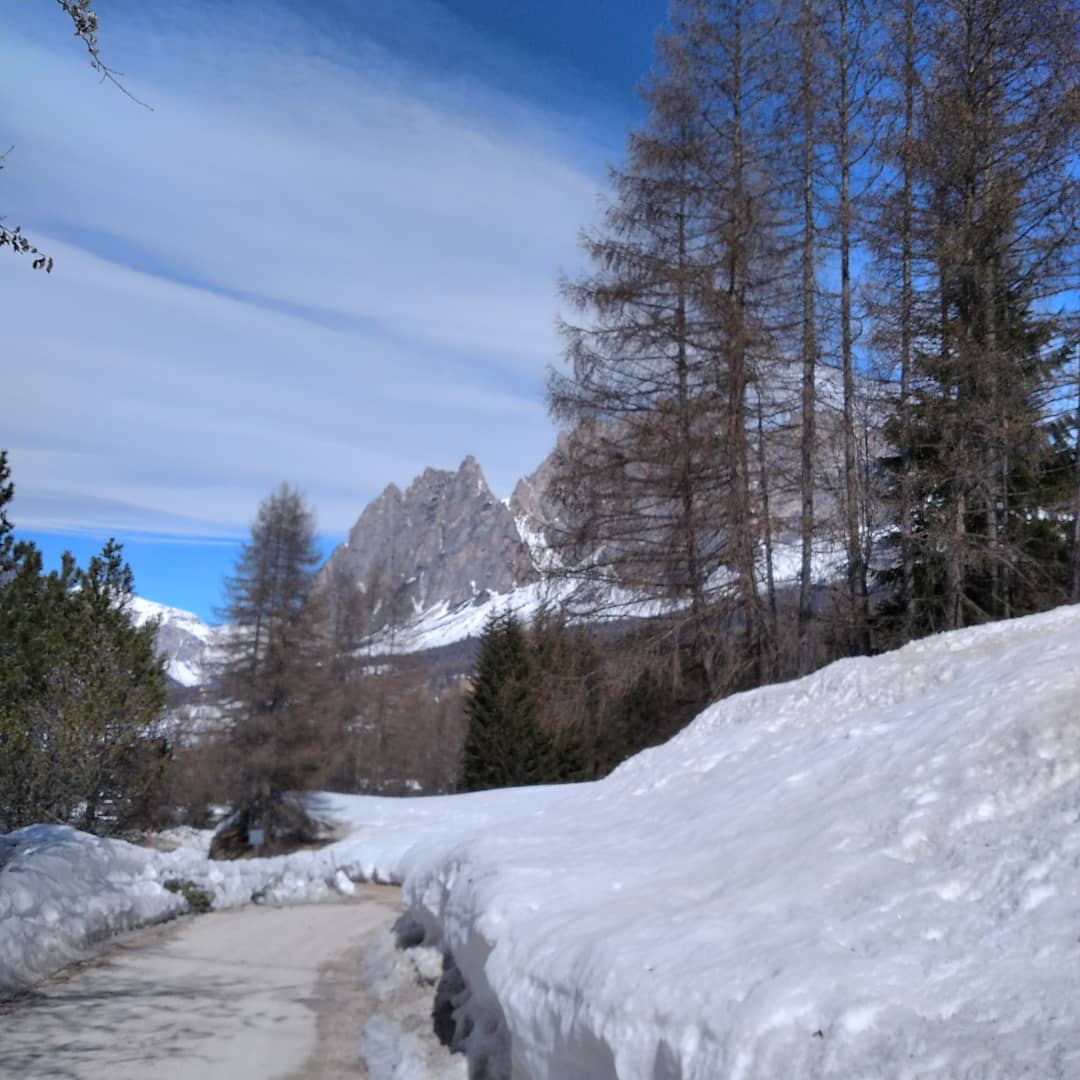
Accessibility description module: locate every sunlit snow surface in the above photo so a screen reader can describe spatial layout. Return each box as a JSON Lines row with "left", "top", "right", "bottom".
{"left": 3, "top": 604, "right": 1080, "bottom": 1079}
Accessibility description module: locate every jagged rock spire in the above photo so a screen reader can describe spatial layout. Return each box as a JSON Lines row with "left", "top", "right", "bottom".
{"left": 322, "top": 456, "right": 538, "bottom": 628}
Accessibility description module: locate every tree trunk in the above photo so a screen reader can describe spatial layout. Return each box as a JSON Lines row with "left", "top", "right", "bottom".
{"left": 798, "top": 0, "right": 818, "bottom": 672}
{"left": 674, "top": 170, "right": 712, "bottom": 692}
{"left": 899, "top": 0, "right": 916, "bottom": 637}
{"left": 1072, "top": 348, "right": 1080, "bottom": 601}
{"left": 756, "top": 387, "right": 779, "bottom": 676}
{"left": 838, "top": 0, "right": 870, "bottom": 653}
{"left": 728, "top": 0, "right": 764, "bottom": 682}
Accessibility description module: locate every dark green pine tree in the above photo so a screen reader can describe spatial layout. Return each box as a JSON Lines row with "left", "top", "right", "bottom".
{"left": 0, "top": 450, "right": 13, "bottom": 575}
{"left": 460, "top": 611, "right": 557, "bottom": 792}
{"left": 64, "top": 540, "right": 169, "bottom": 832}
{"left": 1, "top": 453, "right": 168, "bottom": 833}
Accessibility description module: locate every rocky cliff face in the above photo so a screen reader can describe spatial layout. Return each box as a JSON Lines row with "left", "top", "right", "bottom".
{"left": 321, "top": 456, "right": 540, "bottom": 629}
{"left": 507, "top": 436, "right": 575, "bottom": 571}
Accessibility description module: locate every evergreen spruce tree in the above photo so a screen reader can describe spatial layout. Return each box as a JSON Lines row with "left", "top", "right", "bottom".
{"left": 877, "top": 0, "right": 1078, "bottom": 631}
{"left": 0, "top": 454, "right": 168, "bottom": 833}
{"left": 64, "top": 541, "right": 169, "bottom": 831}
{"left": 0, "top": 543, "right": 72, "bottom": 829}
{"left": 460, "top": 611, "right": 556, "bottom": 792}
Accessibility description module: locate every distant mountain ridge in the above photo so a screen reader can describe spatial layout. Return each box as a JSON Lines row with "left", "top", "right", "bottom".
{"left": 139, "top": 427, "right": 852, "bottom": 682}
{"left": 135, "top": 452, "right": 566, "bottom": 685}
{"left": 127, "top": 596, "right": 222, "bottom": 689}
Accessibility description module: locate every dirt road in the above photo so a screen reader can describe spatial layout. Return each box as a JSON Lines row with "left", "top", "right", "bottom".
{"left": 0, "top": 886, "right": 406, "bottom": 1079}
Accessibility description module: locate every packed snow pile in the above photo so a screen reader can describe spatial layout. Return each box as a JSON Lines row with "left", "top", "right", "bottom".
{"left": 0, "top": 822, "right": 366, "bottom": 995}
{"left": 3, "top": 605, "right": 1079, "bottom": 1079}
{"left": 0, "top": 826, "right": 189, "bottom": 992}
{"left": 357, "top": 929, "right": 468, "bottom": 1080}
{"left": 0, "top": 787, "right": 552, "bottom": 996}
{"left": 392, "top": 603, "right": 1080, "bottom": 1079}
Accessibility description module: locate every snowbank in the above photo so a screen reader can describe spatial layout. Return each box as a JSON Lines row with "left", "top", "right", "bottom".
{"left": 3, "top": 605, "right": 1080, "bottom": 1079}
{"left": 0, "top": 823, "right": 369, "bottom": 995}
{"left": 0, "top": 788, "right": 555, "bottom": 996}
{"left": 0, "top": 826, "right": 189, "bottom": 993}
{"left": 394, "top": 603, "right": 1080, "bottom": 1078}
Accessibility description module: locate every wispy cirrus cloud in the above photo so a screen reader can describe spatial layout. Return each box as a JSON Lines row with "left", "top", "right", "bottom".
{"left": 1, "top": 0, "right": 610, "bottom": 533}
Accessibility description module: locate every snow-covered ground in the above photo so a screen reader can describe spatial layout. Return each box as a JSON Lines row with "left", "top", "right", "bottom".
{"left": 4, "top": 604, "right": 1080, "bottom": 1078}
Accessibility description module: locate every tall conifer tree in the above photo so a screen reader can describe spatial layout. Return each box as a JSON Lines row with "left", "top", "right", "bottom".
{"left": 461, "top": 611, "right": 556, "bottom": 791}
{"left": 218, "top": 484, "right": 327, "bottom": 810}
{"left": 898, "top": 0, "right": 1078, "bottom": 628}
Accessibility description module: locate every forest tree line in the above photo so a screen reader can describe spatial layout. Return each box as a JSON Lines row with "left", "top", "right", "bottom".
{"left": 549, "top": 0, "right": 1079, "bottom": 700}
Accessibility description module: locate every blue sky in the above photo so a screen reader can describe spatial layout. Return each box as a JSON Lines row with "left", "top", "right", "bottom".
{"left": 2, "top": 0, "right": 668, "bottom": 621}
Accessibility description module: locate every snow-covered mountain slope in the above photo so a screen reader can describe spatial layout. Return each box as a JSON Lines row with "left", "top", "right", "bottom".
{"left": 371, "top": 534, "right": 846, "bottom": 654}
{"left": 6, "top": 605, "right": 1079, "bottom": 1076}
{"left": 367, "top": 580, "right": 563, "bottom": 653}
{"left": 127, "top": 596, "right": 220, "bottom": 688}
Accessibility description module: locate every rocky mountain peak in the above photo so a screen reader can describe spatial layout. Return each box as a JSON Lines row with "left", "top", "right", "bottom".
{"left": 324, "top": 456, "right": 539, "bottom": 627}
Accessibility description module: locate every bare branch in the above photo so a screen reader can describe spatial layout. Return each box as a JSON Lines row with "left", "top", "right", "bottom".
{"left": 56, "top": 0, "right": 153, "bottom": 110}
